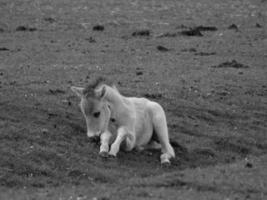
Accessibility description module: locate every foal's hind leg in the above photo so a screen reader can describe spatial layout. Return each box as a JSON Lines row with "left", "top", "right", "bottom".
{"left": 151, "top": 104, "right": 175, "bottom": 164}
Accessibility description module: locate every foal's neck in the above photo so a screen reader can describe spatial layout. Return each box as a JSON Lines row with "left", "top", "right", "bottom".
{"left": 104, "top": 85, "right": 131, "bottom": 124}
{"left": 104, "top": 85, "right": 125, "bottom": 107}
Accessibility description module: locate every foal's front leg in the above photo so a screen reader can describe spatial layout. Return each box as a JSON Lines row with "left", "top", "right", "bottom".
{"left": 109, "top": 127, "right": 135, "bottom": 157}
{"left": 99, "top": 131, "right": 112, "bottom": 157}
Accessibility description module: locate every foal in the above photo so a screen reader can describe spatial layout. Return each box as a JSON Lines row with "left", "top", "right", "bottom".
{"left": 71, "top": 78, "right": 175, "bottom": 164}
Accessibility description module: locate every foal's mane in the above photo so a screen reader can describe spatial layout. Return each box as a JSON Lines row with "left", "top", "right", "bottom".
{"left": 83, "top": 77, "right": 113, "bottom": 97}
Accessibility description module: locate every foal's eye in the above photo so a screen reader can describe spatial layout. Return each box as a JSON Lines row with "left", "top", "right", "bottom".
{"left": 93, "top": 112, "right": 100, "bottom": 118}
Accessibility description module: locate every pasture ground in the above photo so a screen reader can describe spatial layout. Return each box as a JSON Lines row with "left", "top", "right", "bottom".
{"left": 0, "top": 0, "right": 267, "bottom": 199}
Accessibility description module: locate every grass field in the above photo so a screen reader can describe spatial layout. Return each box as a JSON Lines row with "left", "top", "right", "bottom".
{"left": 0, "top": 0, "right": 267, "bottom": 199}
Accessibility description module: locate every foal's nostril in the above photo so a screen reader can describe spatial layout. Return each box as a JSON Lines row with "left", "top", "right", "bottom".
{"left": 93, "top": 112, "right": 100, "bottom": 118}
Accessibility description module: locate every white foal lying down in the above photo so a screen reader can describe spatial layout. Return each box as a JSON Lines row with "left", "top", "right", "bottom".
{"left": 71, "top": 78, "right": 175, "bottom": 164}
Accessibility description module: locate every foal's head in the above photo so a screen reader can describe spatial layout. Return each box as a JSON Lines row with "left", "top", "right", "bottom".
{"left": 71, "top": 78, "right": 111, "bottom": 137}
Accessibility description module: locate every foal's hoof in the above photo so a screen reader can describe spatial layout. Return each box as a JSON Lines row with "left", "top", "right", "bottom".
{"left": 108, "top": 153, "right": 117, "bottom": 159}
{"left": 99, "top": 151, "right": 109, "bottom": 158}
{"left": 161, "top": 160, "right": 171, "bottom": 167}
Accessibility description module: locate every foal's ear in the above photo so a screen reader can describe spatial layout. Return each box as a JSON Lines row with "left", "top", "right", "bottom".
{"left": 95, "top": 85, "right": 106, "bottom": 99}
{"left": 71, "top": 86, "right": 84, "bottom": 98}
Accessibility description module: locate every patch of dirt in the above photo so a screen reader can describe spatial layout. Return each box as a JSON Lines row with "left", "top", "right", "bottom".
{"left": 211, "top": 60, "right": 250, "bottom": 69}
{"left": 228, "top": 24, "right": 239, "bottom": 31}
{"left": 158, "top": 25, "right": 217, "bottom": 38}
{"left": 93, "top": 25, "right": 105, "bottom": 31}
{"left": 193, "top": 26, "right": 218, "bottom": 32}
{"left": 157, "top": 45, "right": 170, "bottom": 52}
{"left": 0, "top": 47, "right": 9, "bottom": 51}
{"left": 132, "top": 30, "right": 151, "bottom": 37}
{"left": 180, "top": 28, "right": 203, "bottom": 36}
{"left": 15, "top": 26, "right": 37, "bottom": 32}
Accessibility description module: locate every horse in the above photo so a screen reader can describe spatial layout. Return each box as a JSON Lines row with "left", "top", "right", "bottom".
{"left": 71, "top": 78, "right": 175, "bottom": 164}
